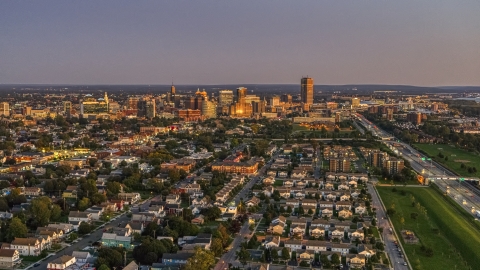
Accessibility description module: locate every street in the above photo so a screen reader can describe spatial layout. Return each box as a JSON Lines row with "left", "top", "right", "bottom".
{"left": 368, "top": 183, "right": 409, "bottom": 270}
{"left": 214, "top": 222, "right": 251, "bottom": 270}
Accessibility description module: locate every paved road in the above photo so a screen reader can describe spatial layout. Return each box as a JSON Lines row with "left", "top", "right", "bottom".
{"left": 368, "top": 183, "right": 409, "bottom": 270}
{"left": 214, "top": 222, "right": 250, "bottom": 270}
{"left": 30, "top": 213, "right": 130, "bottom": 270}
{"left": 32, "top": 198, "right": 153, "bottom": 270}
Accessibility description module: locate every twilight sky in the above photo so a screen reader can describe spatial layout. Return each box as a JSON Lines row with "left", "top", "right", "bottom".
{"left": 1, "top": 1, "right": 480, "bottom": 86}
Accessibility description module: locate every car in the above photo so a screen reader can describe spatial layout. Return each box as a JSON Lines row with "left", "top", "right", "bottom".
{"left": 403, "top": 262, "right": 408, "bottom": 266}
{"left": 34, "top": 263, "right": 41, "bottom": 267}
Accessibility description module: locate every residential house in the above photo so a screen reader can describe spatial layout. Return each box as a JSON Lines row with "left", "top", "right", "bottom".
{"left": 47, "top": 255, "right": 76, "bottom": 270}
{"left": 118, "top": 192, "right": 141, "bottom": 204}
{"left": 264, "top": 236, "right": 280, "bottom": 249}
{"left": 10, "top": 238, "right": 41, "bottom": 256}
{"left": 320, "top": 208, "right": 333, "bottom": 218}
{"left": 355, "top": 204, "right": 367, "bottom": 215}
{"left": 298, "top": 250, "right": 315, "bottom": 261}
{"left": 283, "top": 240, "right": 302, "bottom": 251}
{"left": 348, "top": 254, "right": 366, "bottom": 268}
{"left": 47, "top": 223, "right": 74, "bottom": 234}
{"left": 191, "top": 215, "right": 205, "bottom": 225}
{"left": 0, "top": 212, "right": 13, "bottom": 220}
{"left": 0, "top": 249, "right": 21, "bottom": 269}
{"left": 330, "top": 229, "right": 344, "bottom": 240}
{"left": 291, "top": 224, "right": 306, "bottom": 237}
{"left": 85, "top": 206, "right": 104, "bottom": 220}
{"left": 162, "top": 253, "right": 194, "bottom": 266}
{"left": 351, "top": 230, "right": 365, "bottom": 241}
{"left": 101, "top": 233, "right": 132, "bottom": 249}
{"left": 331, "top": 243, "right": 350, "bottom": 255}
{"left": 310, "top": 227, "right": 325, "bottom": 239}
{"left": 263, "top": 176, "right": 275, "bottom": 185}
{"left": 335, "top": 201, "right": 352, "bottom": 210}
{"left": 24, "top": 187, "right": 42, "bottom": 196}
{"left": 68, "top": 211, "right": 91, "bottom": 230}
{"left": 305, "top": 240, "right": 328, "bottom": 253}
{"left": 246, "top": 197, "right": 261, "bottom": 207}
{"left": 268, "top": 223, "right": 285, "bottom": 235}
{"left": 71, "top": 251, "right": 92, "bottom": 265}
{"left": 338, "top": 209, "right": 353, "bottom": 219}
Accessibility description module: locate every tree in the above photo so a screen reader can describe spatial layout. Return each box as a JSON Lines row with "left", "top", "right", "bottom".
{"left": 331, "top": 253, "right": 340, "bottom": 266}
{"left": 50, "top": 204, "right": 62, "bottom": 221}
{"left": 96, "top": 247, "right": 124, "bottom": 269}
{"left": 97, "top": 265, "right": 110, "bottom": 270}
{"left": 30, "top": 197, "right": 52, "bottom": 227}
{"left": 68, "top": 232, "right": 78, "bottom": 242}
{"left": 78, "top": 223, "right": 92, "bottom": 235}
{"left": 237, "top": 246, "right": 251, "bottom": 268}
{"left": 211, "top": 238, "right": 223, "bottom": 257}
{"left": 78, "top": 197, "right": 90, "bottom": 211}
{"left": 281, "top": 247, "right": 290, "bottom": 260}
{"left": 184, "top": 247, "right": 216, "bottom": 270}
{"left": 6, "top": 217, "right": 28, "bottom": 241}
{"left": 271, "top": 249, "right": 279, "bottom": 261}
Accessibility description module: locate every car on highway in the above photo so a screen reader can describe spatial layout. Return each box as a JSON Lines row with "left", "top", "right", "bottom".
{"left": 33, "top": 263, "right": 41, "bottom": 267}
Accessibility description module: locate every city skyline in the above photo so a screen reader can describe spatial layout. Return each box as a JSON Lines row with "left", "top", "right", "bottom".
{"left": 1, "top": 1, "right": 480, "bottom": 86}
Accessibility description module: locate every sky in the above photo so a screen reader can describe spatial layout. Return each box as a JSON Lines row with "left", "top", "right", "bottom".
{"left": 1, "top": 1, "right": 480, "bottom": 86}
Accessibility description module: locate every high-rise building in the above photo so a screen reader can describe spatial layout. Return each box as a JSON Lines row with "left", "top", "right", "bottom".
{"left": 368, "top": 151, "right": 385, "bottom": 168}
{"left": 0, "top": 102, "right": 9, "bottom": 117}
{"left": 236, "top": 87, "right": 247, "bottom": 104}
{"left": 329, "top": 158, "right": 351, "bottom": 173}
{"left": 64, "top": 101, "right": 72, "bottom": 118}
{"left": 269, "top": 96, "right": 280, "bottom": 107}
{"left": 171, "top": 83, "right": 176, "bottom": 95}
{"left": 407, "top": 112, "right": 422, "bottom": 125}
{"left": 383, "top": 157, "right": 404, "bottom": 175}
{"left": 252, "top": 100, "right": 266, "bottom": 114}
{"left": 386, "top": 108, "right": 394, "bottom": 121}
{"left": 281, "top": 94, "right": 292, "bottom": 103}
{"left": 352, "top": 98, "right": 360, "bottom": 108}
{"left": 146, "top": 100, "right": 156, "bottom": 118}
{"left": 301, "top": 77, "right": 314, "bottom": 105}
{"left": 201, "top": 98, "right": 216, "bottom": 119}
{"left": 218, "top": 90, "right": 234, "bottom": 106}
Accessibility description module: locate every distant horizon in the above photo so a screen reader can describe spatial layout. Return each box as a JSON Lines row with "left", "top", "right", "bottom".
{"left": 1, "top": 83, "right": 479, "bottom": 88}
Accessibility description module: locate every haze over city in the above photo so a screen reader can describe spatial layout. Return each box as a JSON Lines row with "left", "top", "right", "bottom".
{"left": 1, "top": 1, "right": 480, "bottom": 86}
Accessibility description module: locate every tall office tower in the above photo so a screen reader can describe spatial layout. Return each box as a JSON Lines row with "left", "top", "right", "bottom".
{"left": 252, "top": 100, "right": 266, "bottom": 114}
{"left": 269, "top": 96, "right": 280, "bottom": 106}
{"left": 171, "top": 83, "right": 176, "bottom": 95}
{"left": 127, "top": 96, "right": 140, "bottom": 110}
{"left": 184, "top": 97, "right": 196, "bottom": 110}
{"left": 0, "top": 102, "right": 9, "bottom": 117}
{"left": 236, "top": 87, "right": 247, "bottom": 104}
{"left": 64, "top": 101, "right": 72, "bottom": 118}
{"left": 351, "top": 97, "right": 360, "bottom": 108}
{"left": 201, "top": 98, "right": 217, "bottom": 119}
{"left": 301, "top": 77, "right": 314, "bottom": 105}
{"left": 281, "top": 94, "right": 292, "bottom": 103}
{"left": 219, "top": 90, "right": 234, "bottom": 106}
{"left": 146, "top": 100, "right": 156, "bottom": 118}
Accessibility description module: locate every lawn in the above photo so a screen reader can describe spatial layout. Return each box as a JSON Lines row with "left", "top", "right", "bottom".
{"left": 414, "top": 143, "right": 480, "bottom": 177}
{"left": 377, "top": 186, "right": 479, "bottom": 270}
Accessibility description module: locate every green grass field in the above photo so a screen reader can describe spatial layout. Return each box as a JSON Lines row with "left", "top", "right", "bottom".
{"left": 377, "top": 186, "right": 479, "bottom": 270}
{"left": 414, "top": 143, "right": 480, "bottom": 177}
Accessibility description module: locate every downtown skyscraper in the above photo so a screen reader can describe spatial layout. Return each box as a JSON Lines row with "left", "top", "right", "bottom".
{"left": 301, "top": 77, "right": 314, "bottom": 106}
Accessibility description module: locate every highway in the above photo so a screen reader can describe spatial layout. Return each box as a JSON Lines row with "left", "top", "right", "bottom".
{"left": 385, "top": 141, "right": 480, "bottom": 216}
{"left": 356, "top": 113, "right": 480, "bottom": 217}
